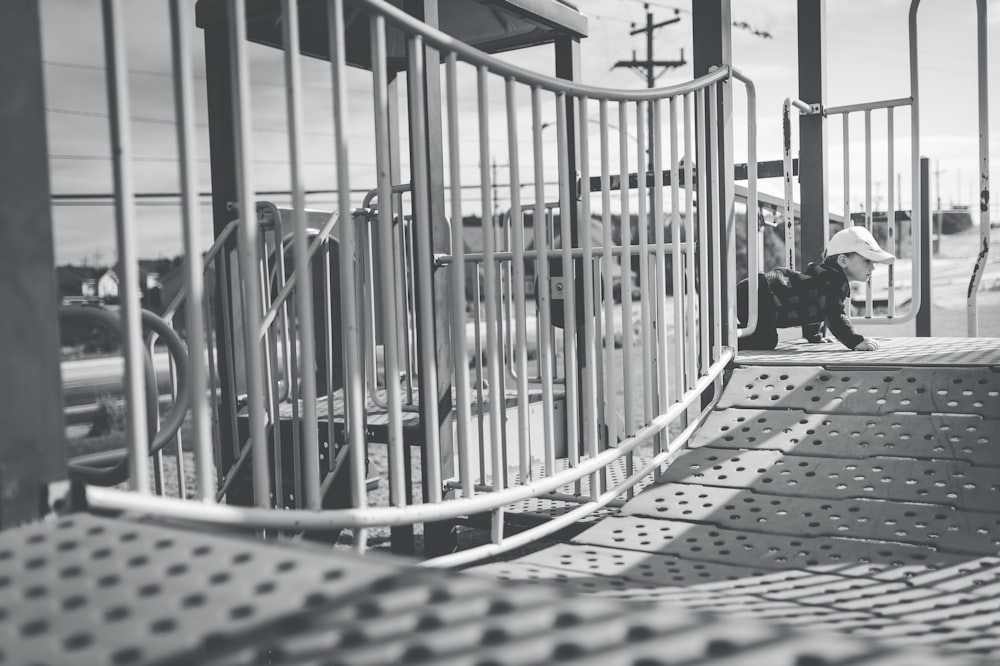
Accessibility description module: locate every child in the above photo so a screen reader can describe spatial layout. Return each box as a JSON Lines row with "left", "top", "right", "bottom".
{"left": 737, "top": 225, "right": 895, "bottom": 351}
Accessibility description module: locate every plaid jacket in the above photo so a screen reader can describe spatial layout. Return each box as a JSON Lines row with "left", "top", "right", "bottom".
{"left": 764, "top": 257, "right": 864, "bottom": 349}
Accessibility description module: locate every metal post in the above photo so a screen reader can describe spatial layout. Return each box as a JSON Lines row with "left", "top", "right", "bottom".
{"left": 797, "top": 0, "right": 829, "bottom": 266}
{"left": 0, "top": 0, "right": 66, "bottom": 526}
{"left": 555, "top": 33, "right": 586, "bottom": 457}
{"left": 692, "top": 0, "right": 733, "bottom": 402}
{"left": 404, "top": 0, "right": 456, "bottom": 557}
{"left": 199, "top": 4, "right": 247, "bottom": 504}
{"left": 916, "top": 157, "right": 932, "bottom": 336}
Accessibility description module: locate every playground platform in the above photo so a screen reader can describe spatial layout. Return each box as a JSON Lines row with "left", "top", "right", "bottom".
{"left": 3, "top": 337, "right": 999, "bottom": 664}
{"left": 470, "top": 336, "right": 1000, "bottom": 663}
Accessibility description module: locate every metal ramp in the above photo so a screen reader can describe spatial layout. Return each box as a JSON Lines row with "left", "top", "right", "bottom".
{"left": 471, "top": 337, "right": 1000, "bottom": 663}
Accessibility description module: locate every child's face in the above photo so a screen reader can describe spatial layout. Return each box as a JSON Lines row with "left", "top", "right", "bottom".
{"left": 839, "top": 253, "right": 875, "bottom": 282}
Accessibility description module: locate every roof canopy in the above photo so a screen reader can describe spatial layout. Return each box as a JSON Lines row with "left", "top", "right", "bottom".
{"left": 195, "top": 0, "right": 588, "bottom": 70}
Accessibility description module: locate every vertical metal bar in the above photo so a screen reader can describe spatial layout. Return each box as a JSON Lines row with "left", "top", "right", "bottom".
{"left": 683, "top": 93, "right": 697, "bottom": 389}
{"left": 968, "top": 0, "right": 991, "bottom": 337}
{"left": 669, "top": 96, "right": 683, "bottom": 403}
{"left": 651, "top": 99, "right": 668, "bottom": 451}
{"left": 446, "top": 55, "right": 472, "bottom": 497}
{"left": 227, "top": 0, "right": 271, "bottom": 508}
{"left": 204, "top": 287, "right": 224, "bottom": 486}
{"left": 782, "top": 98, "right": 796, "bottom": 270}
{"left": 101, "top": 0, "right": 150, "bottom": 493}
{"left": 599, "top": 100, "right": 616, "bottom": 456}
{"left": 887, "top": 109, "right": 896, "bottom": 316}
{"left": 217, "top": 261, "right": 241, "bottom": 463}
{"left": 371, "top": 15, "right": 406, "bottom": 507}
{"left": 266, "top": 223, "right": 289, "bottom": 508}
{"left": 506, "top": 79, "right": 530, "bottom": 480}
{"left": 281, "top": 0, "right": 320, "bottom": 511}
{"left": 696, "top": 88, "right": 710, "bottom": 373}
{"left": 917, "top": 157, "right": 932, "bottom": 336}
{"left": 531, "top": 89, "right": 556, "bottom": 479}
{"left": 167, "top": 357, "right": 186, "bottom": 499}
{"left": 864, "top": 108, "right": 873, "bottom": 317}
{"left": 578, "top": 96, "right": 598, "bottom": 497}
{"left": 410, "top": 37, "right": 443, "bottom": 504}
{"left": 908, "top": 0, "right": 923, "bottom": 328}
{"left": 169, "top": 0, "right": 214, "bottom": 501}
{"left": 322, "top": 241, "right": 336, "bottom": 475}
{"left": 328, "top": 0, "right": 367, "bottom": 550}
{"left": 842, "top": 113, "right": 850, "bottom": 230}
{"left": 618, "top": 101, "right": 633, "bottom": 432}
{"left": 635, "top": 100, "right": 652, "bottom": 426}
{"left": 708, "top": 83, "right": 722, "bottom": 360}
{"left": 556, "top": 93, "right": 579, "bottom": 468}
{"left": 477, "top": 66, "right": 504, "bottom": 500}
{"left": 618, "top": 100, "right": 634, "bottom": 495}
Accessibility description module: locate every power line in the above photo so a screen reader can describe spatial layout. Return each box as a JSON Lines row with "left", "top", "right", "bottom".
{"left": 43, "top": 59, "right": 333, "bottom": 91}
{"left": 46, "top": 106, "right": 340, "bottom": 137}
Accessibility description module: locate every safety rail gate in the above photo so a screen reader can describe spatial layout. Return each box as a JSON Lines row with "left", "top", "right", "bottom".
{"left": 67, "top": 0, "right": 759, "bottom": 566}
{"left": 780, "top": 0, "right": 991, "bottom": 332}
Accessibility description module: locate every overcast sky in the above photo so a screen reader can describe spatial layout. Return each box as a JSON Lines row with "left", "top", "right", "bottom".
{"left": 38, "top": 0, "right": 999, "bottom": 265}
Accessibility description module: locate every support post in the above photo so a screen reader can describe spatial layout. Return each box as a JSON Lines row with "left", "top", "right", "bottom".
{"left": 0, "top": 0, "right": 66, "bottom": 527}
{"left": 404, "top": 0, "right": 456, "bottom": 558}
{"left": 797, "top": 0, "right": 828, "bottom": 266}
{"left": 200, "top": 7, "right": 248, "bottom": 504}
{"left": 916, "top": 157, "right": 932, "bottom": 336}
{"left": 555, "top": 34, "right": 586, "bottom": 453}
{"left": 692, "top": 0, "right": 734, "bottom": 369}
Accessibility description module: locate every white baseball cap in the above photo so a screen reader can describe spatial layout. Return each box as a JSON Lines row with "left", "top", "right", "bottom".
{"left": 825, "top": 226, "right": 895, "bottom": 264}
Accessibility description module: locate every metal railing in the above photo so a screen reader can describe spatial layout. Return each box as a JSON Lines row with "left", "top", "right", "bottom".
{"left": 81, "top": 0, "right": 750, "bottom": 565}
{"left": 779, "top": 0, "right": 991, "bottom": 330}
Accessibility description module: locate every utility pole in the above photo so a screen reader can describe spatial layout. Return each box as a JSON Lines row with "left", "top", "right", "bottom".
{"left": 614, "top": 5, "right": 686, "bottom": 91}
{"left": 933, "top": 159, "right": 945, "bottom": 255}
{"left": 933, "top": 160, "right": 945, "bottom": 212}
{"left": 613, "top": 4, "right": 686, "bottom": 240}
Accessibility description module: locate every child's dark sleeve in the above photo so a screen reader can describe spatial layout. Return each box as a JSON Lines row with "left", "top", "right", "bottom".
{"left": 802, "top": 321, "right": 826, "bottom": 342}
{"left": 823, "top": 280, "right": 864, "bottom": 349}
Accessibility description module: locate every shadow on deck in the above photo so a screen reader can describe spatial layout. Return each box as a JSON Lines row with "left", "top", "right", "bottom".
{"left": 470, "top": 337, "right": 1000, "bottom": 664}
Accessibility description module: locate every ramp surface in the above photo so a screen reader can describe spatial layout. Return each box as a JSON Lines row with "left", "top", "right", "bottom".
{"left": 472, "top": 337, "right": 1000, "bottom": 663}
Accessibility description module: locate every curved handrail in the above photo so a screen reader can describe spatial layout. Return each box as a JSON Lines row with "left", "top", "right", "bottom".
{"left": 159, "top": 217, "right": 239, "bottom": 324}
{"left": 733, "top": 68, "right": 760, "bottom": 339}
{"left": 423, "top": 356, "right": 729, "bottom": 567}
{"left": 258, "top": 208, "right": 340, "bottom": 336}
{"left": 62, "top": 306, "right": 191, "bottom": 485}
{"left": 85, "top": 350, "right": 732, "bottom": 530}
{"left": 352, "top": 0, "right": 730, "bottom": 102}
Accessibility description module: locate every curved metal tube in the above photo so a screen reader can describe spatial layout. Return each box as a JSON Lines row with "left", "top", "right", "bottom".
{"left": 349, "top": 0, "right": 729, "bottom": 103}
{"left": 734, "top": 69, "right": 760, "bottom": 339}
{"left": 62, "top": 306, "right": 191, "bottom": 485}
{"left": 85, "top": 350, "right": 733, "bottom": 529}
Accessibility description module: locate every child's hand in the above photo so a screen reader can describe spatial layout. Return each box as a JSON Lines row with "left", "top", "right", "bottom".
{"left": 853, "top": 338, "right": 880, "bottom": 351}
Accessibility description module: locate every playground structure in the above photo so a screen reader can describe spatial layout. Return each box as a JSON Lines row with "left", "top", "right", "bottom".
{"left": 0, "top": 0, "right": 996, "bottom": 663}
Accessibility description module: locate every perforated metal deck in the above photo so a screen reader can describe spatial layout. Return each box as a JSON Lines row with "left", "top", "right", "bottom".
{"left": 5, "top": 338, "right": 999, "bottom": 664}
{"left": 470, "top": 337, "right": 1000, "bottom": 663}
{"left": 2, "top": 513, "right": 974, "bottom": 666}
